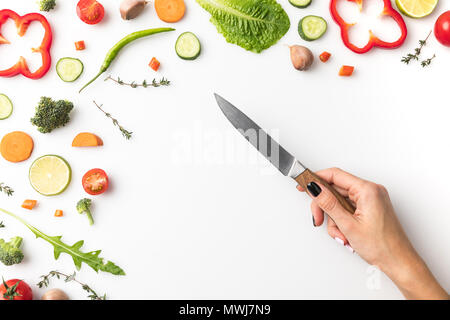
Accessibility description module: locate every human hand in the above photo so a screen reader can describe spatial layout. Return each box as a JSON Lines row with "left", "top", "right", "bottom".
{"left": 297, "top": 167, "right": 448, "bottom": 300}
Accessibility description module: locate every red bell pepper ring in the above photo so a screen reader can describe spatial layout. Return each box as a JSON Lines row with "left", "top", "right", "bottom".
{"left": 330, "top": 0, "right": 407, "bottom": 54}
{"left": 0, "top": 9, "right": 52, "bottom": 79}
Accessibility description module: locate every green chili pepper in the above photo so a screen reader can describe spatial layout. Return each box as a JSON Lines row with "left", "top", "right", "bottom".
{"left": 79, "top": 27, "right": 175, "bottom": 93}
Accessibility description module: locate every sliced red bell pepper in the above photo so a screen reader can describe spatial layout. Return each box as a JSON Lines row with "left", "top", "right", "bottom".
{"left": 0, "top": 9, "right": 53, "bottom": 79}
{"left": 330, "top": 0, "right": 407, "bottom": 54}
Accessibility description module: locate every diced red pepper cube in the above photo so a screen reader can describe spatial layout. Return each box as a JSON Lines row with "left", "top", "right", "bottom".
{"left": 149, "top": 57, "right": 160, "bottom": 71}
{"left": 75, "top": 41, "right": 86, "bottom": 51}
{"left": 319, "top": 51, "right": 331, "bottom": 63}
{"left": 339, "top": 65, "right": 354, "bottom": 77}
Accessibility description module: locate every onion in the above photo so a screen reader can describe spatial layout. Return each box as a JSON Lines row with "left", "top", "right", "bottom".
{"left": 289, "top": 45, "right": 314, "bottom": 71}
{"left": 120, "top": 0, "right": 148, "bottom": 20}
{"left": 41, "top": 288, "right": 69, "bottom": 300}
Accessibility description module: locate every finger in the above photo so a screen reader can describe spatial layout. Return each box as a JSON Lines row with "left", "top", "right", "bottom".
{"left": 330, "top": 184, "right": 349, "bottom": 198}
{"left": 311, "top": 202, "right": 324, "bottom": 227}
{"left": 307, "top": 182, "right": 354, "bottom": 230}
{"left": 315, "top": 167, "right": 365, "bottom": 191}
{"left": 296, "top": 184, "right": 305, "bottom": 192}
{"left": 327, "top": 215, "right": 349, "bottom": 245}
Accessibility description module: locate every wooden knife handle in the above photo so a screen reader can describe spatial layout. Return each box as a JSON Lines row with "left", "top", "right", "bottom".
{"left": 295, "top": 169, "right": 356, "bottom": 214}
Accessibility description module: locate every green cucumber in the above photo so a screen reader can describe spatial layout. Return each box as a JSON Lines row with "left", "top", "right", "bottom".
{"left": 0, "top": 94, "right": 13, "bottom": 120}
{"left": 298, "top": 15, "right": 327, "bottom": 41}
{"left": 56, "top": 57, "right": 84, "bottom": 82}
{"left": 175, "top": 32, "right": 201, "bottom": 60}
{"left": 289, "top": 0, "right": 312, "bottom": 8}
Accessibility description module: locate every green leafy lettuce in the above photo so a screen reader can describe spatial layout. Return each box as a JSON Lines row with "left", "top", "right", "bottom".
{"left": 196, "top": 0, "right": 290, "bottom": 53}
{"left": 0, "top": 207, "right": 125, "bottom": 276}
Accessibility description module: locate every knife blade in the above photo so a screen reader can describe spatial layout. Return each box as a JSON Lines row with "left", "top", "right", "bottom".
{"left": 214, "top": 93, "right": 355, "bottom": 214}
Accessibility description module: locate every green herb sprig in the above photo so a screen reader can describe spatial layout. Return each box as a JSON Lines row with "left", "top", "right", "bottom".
{"left": 401, "top": 31, "right": 433, "bottom": 65}
{"left": 105, "top": 75, "right": 170, "bottom": 89}
{"left": 38, "top": 271, "right": 106, "bottom": 300}
{"left": 421, "top": 54, "right": 436, "bottom": 67}
{"left": 93, "top": 101, "right": 133, "bottom": 140}
{"left": 0, "top": 183, "right": 14, "bottom": 197}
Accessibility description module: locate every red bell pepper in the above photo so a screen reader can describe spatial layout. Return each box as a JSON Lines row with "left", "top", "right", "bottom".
{"left": 330, "top": 0, "right": 407, "bottom": 54}
{"left": 0, "top": 9, "right": 52, "bottom": 79}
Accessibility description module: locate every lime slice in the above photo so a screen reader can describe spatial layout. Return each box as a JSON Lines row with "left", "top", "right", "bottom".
{"left": 0, "top": 94, "right": 13, "bottom": 120}
{"left": 396, "top": 0, "right": 438, "bottom": 18}
{"left": 29, "top": 155, "right": 71, "bottom": 196}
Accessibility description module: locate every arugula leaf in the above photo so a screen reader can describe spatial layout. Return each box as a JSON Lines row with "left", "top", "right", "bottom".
{"left": 196, "top": 0, "right": 290, "bottom": 53}
{"left": 0, "top": 207, "right": 125, "bottom": 276}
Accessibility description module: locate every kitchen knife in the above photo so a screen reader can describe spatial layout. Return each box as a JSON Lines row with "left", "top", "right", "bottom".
{"left": 214, "top": 93, "right": 355, "bottom": 214}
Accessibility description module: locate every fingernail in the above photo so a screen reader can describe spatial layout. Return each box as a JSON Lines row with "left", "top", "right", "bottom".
{"left": 312, "top": 215, "right": 316, "bottom": 227}
{"left": 345, "top": 244, "right": 355, "bottom": 253}
{"left": 334, "top": 237, "right": 344, "bottom": 246}
{"left": 307, "top": 182, "right": 322, "bottom": 197}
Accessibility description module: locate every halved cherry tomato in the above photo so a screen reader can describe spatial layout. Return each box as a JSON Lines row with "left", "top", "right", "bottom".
{"left": 76, "top": 0, "right": 105, "bottom": 25}
{"left": 0, "top": 279, "right": 33, "bottom": 300}
{"left": 82, "top": 168, "right": 109, "bottom": 195}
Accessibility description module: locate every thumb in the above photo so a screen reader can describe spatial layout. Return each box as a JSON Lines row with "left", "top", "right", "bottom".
{"left": 306, "top": 182, "right": 354, "bottom": 229}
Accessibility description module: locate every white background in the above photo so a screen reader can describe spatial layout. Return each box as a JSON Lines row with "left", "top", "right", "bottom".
{"left": 0, "top": 0, "right": 449, "bottom": 300}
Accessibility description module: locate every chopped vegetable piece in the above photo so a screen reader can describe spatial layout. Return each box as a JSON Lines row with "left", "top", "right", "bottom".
{"left": 77, "top": 198, "right": 94, "bottom": 225}
{"left": 54, "top": 210, "right": 63, "bottom": 217}
{"left": 79, "top": 28, "right": 175, "bottom": 92}
{"left": 149, "top": 57, "right": 160, "bottom": 71}
{"left": 82, "top": 169, "right": 108, "bottom": 195}
{"left": 339, "top": 65, "right": 354, "bottom": 77}
{"left": 56, "top": 58, "right": 84, "bottom": 82}
{"left": 175, "top": 32, "right": 201, "bottom": 60}
{"left": 0, "top": 131, "right": 34, "bottom": 163}
{"left": 0, "top": 94, "right": 13, "bottom": 120}
{"left": 0, "top": 207, "right": 125, "bottom": 275}
{"left": 298, "top": 15, "right": 327, "bottom": 41}
{"left": 39, "top": 0, "right": 56, "bottom": 12}
{"left": 31, "top": 97, "right": 74, "bottom": 133}
{"left": 0, "top": 237, "right": 24, "bottom": 266}
{"left": 155, "top": 0, "right": 186, "bottom": 23}
{"left": 319, "top": 51, "right": 331, "bottom": 62}
{"left": 76, "top": 0, "right": 105, "bottom": 25}
{"left": 0, "top": 10, "right": 52, "bottom": 79}
{"left": 21, "top": 200, "right": 37, "bottom": 210}
{"left": 0, "top": 279, "right": 32, "bottom": 300}
{"left": 120, "top": 0, "right": 148, "bottom": 20}
{"left": 289, "top": 0, "right": 312, "bottom": 8}
{"left": 72, "top": 133, "right": 103, "bottom": 147}
{"left": 75, "top": 41, "right": 86, "bottom": 51}
{"left": 29, "top": 155, "right": 72, "bottom": 196}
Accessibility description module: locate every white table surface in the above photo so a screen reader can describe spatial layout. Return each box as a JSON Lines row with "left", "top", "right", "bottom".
{"left": 0, "top": 0, "right": 449, "bottom": 300}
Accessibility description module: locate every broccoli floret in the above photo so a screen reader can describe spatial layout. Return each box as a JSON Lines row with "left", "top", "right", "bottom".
{"left": 31, "top": 97, "right": 74, "bottom": 133}
{"left": 77, "top": 198, "right": 94, "bottom": 225}
{"left": 0, "top": 237, "right": 24, "bottom": 266}
{"left": 39, "top": 0, "right": 56, "bottom": 12}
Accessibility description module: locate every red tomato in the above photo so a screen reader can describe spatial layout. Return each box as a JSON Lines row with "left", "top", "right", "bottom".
{"left": 435, "top": 11, "right": 450, "bottom": 47}
{"left": 82, "top": 168, "right": 109, "bottom": 195}
{"left": 0, "top": 279, "right": 33, "bottom": 300}
{"left": 77, "top": 0, "right": 105, "bottom": 25}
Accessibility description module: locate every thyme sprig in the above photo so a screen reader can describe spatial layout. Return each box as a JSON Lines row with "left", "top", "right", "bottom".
{"left": 0, "top": 221, "right": 4, "bottom": 228}
{"left": 93, "top": 101, "right": 133, "bottom": 140}
{"left": 0, "top": 183, "right": 14, "bottom": 196}
{"left": 401, "top": 31, "right": 432, "bottom": 65}
{"left": 37, "top": 271, "right": 106, "bottom": 300}
{"left": 421, "top": 54, "right": 436, "bottom": 67}
{"left": 105, "top": 75, "right": 170, "bottom": 88}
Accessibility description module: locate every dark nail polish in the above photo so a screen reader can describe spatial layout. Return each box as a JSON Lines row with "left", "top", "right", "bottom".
{"left": 307, "top": 182, "right": 322, "bottom": 197}
{"left": 312, "top": 215, "right": 316, "bottom": 227}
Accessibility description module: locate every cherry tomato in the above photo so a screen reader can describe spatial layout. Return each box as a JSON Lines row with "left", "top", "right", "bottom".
{"left": 76, "top": 0, "right": 105, "bottom": 25}
{"left": 0, "top": 279, "right": 33, "bottom": 300}
{"left": 82, "top": 168, "right": 109, "bottom": 195}
{"left": 435, "top": 11, "right": 450, "bottom": 47}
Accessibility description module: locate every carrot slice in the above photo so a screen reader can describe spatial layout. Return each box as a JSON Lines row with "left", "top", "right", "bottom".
{"left": 339, "top": 65, "right": 355, "bottom": 77}
{"left": 155, "top": 0, "right": 186, "bottom": 23}
{"left": 0, "top": 131, "right": 34, "bottom": 162}
{"left": 54, "top": 209, "right": 63, "bottom": 217}
{"left": 22, "top": 200, "right": 37, "bottom": 210}
{"left": 72, "top": 132, "right": 103, "bottom": 147}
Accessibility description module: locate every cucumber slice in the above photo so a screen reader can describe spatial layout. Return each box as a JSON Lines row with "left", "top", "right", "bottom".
{"left": 56, "top": 57, "right": 84, "bottom": 82}
{"left": 298, "top": 15, "right": 327, "bottom": 41}
{"left": 175, "top": 32, "right": 201, "bottom": 60}
{"left": 0, "top": 94, "right": 13, "bottom": 120}
{"left": 289, "top": 0, "right": 312, "bottom": 8}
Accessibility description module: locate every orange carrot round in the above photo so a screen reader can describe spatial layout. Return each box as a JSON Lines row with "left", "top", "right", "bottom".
{"left": 0, "top": 131, "right": 34, "bottom": 163}
{"left": 155, "top": 0, "right": 185, "bottom": 23}
{"left": 72, "top": 132, "right": 103, "bottom": 147}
